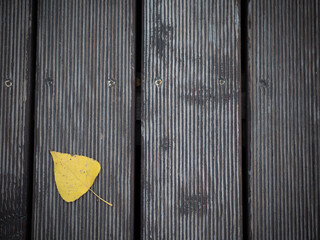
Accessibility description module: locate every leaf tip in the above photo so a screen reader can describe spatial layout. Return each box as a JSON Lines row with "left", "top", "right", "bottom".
{"left": 50, "top": 150, "right": 57, "bottom": 155}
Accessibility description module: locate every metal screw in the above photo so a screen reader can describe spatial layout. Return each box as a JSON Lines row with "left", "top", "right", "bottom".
{"left": 46, "top": 78, "right": 54, "bottom": 86}
{"left": 155, "top": 78, "right": 162, "bottom": 87}
{"left": 219, "top": 79, "right": 225, "bottom": 86}
{"left": 107, "top": 79, "right": 116, "bottom": 87}
{"left": 5, "top": 79, "right": 13, "bottom": 88}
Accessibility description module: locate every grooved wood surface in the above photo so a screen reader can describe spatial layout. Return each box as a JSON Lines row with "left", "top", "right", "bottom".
{"left": 0, "top": 1, "right": 33, "bottom": 239}
{"left": 248, "top": 0, "right": 320, "bottom": 239}
{"left": 32, "top": 0, "right": 135, "bottom": 239}
{"left": 142, "top": 0, "right": 242, "bottom": 239}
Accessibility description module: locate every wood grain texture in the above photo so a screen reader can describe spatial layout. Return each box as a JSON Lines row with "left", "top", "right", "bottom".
{"left": 32, "top": 0, "right": 135, "bottom": 239}
{"left": 248, "top": 0, "right": 320, "bottom": 239}
{"left": 0, "top": 0, "right": 33, "bottom": 239}
{"left": 141, "top": 0, "right": 242, "bottom": 239}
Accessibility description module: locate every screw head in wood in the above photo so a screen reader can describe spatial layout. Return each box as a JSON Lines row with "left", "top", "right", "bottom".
{"left": 155, "top": 78, "right": 162, "bottom": 87}
{"left": 46, "top": 78, "right": 54, "bottom": 86}
{"left": 219, "top": 78, "right": 226, "bottom": 86}
{"left": 5, "top": 79, "right": 13, "bottom": 88}
{"left": 107, "top": 79, "right": 116, "bottom": 87}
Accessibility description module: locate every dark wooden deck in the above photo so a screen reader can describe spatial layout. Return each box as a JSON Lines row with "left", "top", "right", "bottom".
{"left": 0, "top": 0, "right": 319, "bottom": 239}
{"left": 248, "top": 1, "right": 319, "bottom": 238}
{"left": 142, "top": 1, "right": 241, "bottom": 239}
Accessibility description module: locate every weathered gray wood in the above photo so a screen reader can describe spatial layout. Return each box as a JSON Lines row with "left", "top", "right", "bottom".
{"left": 0, "top": 0, "right": 34, "bottom": 239}
{"left": 32, "top": 0, "right": 135, "bottom": 239}
{"left": 142, "top": 0, "right": 242, "bottom": 239}
{"left": 248, "top": 0, "right": 320, "bottom": 239}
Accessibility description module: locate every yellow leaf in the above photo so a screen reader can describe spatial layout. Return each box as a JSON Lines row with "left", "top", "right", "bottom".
{"left": 50, "top": 151, "right": 112, "bottom": 206}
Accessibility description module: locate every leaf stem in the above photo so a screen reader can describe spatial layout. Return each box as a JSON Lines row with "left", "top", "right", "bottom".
{"left": 89, "top": 189, "right": 113, "bottom": 206}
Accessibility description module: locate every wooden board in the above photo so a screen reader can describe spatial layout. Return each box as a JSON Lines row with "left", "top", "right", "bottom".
{"left": 248, "top": 0, "right": 320, "bottom": 238}
{"left": 0, "top": 1, "right": 34, "bottom": 239}
{"left": 141, "top": 0, "right": 242, "bottom": 238}
{"left": 32, "top": 0, "right": 135, "bottom": 239}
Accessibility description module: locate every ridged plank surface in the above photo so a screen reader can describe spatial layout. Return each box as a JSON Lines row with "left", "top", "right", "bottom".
{"left": 248, "top": 0, "right": 320, "bottom": 239}
{"left": 142, "top": 0, "right": 241, "bottom": 239}
{"left": 0, "top": 1, "right": 33, "bottom": 239}
{"left": 32, "top": 0, "right": 135, "bottom": 239}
